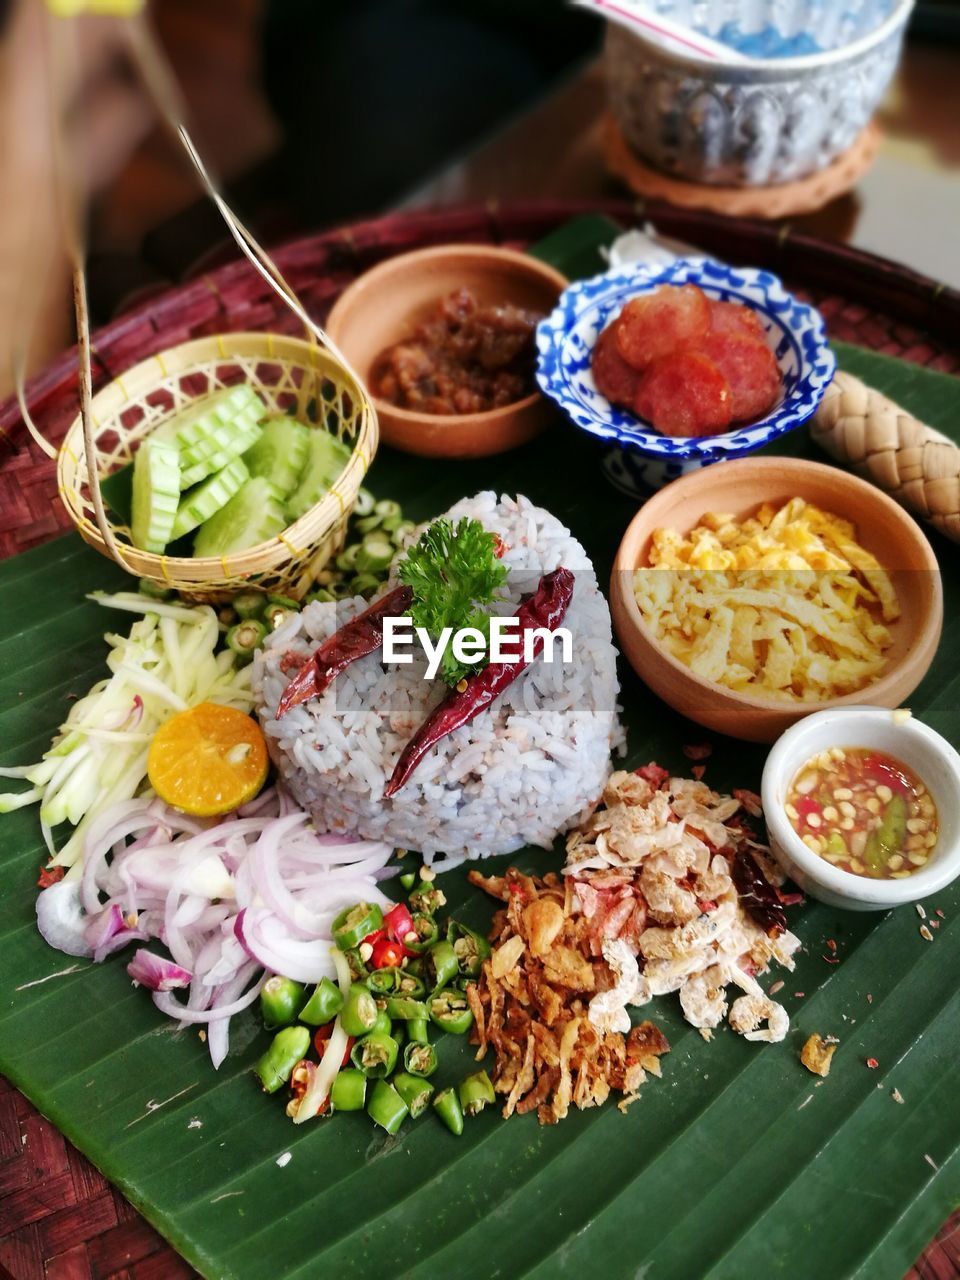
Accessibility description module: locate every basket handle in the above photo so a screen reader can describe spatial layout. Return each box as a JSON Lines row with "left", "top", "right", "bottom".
{"left": 124, "top": 13, "right": 361, "bottom": 378}
{"left": 45, "top": 6, "right": 368, "bottom": 576}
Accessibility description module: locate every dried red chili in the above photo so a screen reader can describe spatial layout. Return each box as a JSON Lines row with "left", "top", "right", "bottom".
{"left": 276, "top": 585, "right": 413, "bottom": 717}
{"left": 384, "top": 568, "right": 574, "bottom": 796}
{"left": 37, "top": 865, "right": 65, "bottom": 889}
{"left": 731, "top": 849, "right": 787, "bottom": 939}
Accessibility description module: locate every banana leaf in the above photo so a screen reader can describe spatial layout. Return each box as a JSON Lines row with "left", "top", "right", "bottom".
{"left": 0, "top": 244, "right": 957, "bottom": 1279}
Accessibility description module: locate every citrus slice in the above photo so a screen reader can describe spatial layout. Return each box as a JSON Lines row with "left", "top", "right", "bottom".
{"left": 147, "top": 703, "right": 269, "bottom": 816}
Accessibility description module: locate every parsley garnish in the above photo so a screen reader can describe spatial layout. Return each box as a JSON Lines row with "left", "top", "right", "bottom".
{"left": 399, "top": 517, "right": 507, "bottom": 685}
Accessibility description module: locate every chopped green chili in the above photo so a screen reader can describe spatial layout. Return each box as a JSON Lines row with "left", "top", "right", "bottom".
{"left": 428, "top": 988, "right": 474, "bottom": 1035}
{"left": 330, "top": 1067, "right": 367, "bottom": 1112}
{"left": 392, "top": 1072, "right": 434, "bottom": 1119}
{"left": 340, "top": 983, "right": 378, "bottom": 1037}
{"left": 403, "top": 1040, "right": 438, "bottom": 1078}
{"left": 259, "top": 975, "right": 305, "bottom": 1029}
{"left": 267, "top": 593, "right": 300, "bottom": 611}
{"left": 367, "top": 967, "right": 401, "bottom": 996}
{"left": 384, "top": 996, "right": 429, "bottom": 1022}
{"left": 345, "top": 948, "right": 369, "bottom": 982}
{"left": 458, "top": 1070, "right": 496, "bottom": 1117}
{"left": 367, "top": 1080, "right": 408, "bottom": 1134}
{"left": 332, "top": 902, "right": 384, "bottom": 952}
{"left": 394, "top": 971, "right": 427, "bottom": 999}
{"left": 369, "top": 1006, "right": 393, "bottom": 1037}
{"left": 447, "top": 921, "right": 492, "bottom": 978}
{"left": 409, "top": 882, "right": 447, "bottom": 915}
{"left": 433, "top": 1086, "right": 464, "bottom": 1136}
{"left": 424, "top": 940, "right": 459, "bottom": 991}
{"left": 864, "top": 792, "right": 908, "bottom": 871}
{"left": 353, "top": 487, "right": 376, "bottom": 518}
{"left": 408, "top": 1017, "right": 430, "bottom": 1045}
{"left": 405, "top": 912, "right": 440, "bottom": 956}
{"left": 350, "top": 1031, "right": 399, "bottom": 1079}
{"left": 253, "top": 1026, "right": 310, "bottom": 1094}
{"left": 298, "top": 976, "right": 344, "bottom": 1026}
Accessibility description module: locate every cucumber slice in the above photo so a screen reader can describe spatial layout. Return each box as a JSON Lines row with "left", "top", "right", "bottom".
{"left": 242, "top": 416, "right": 311, "bottom": 498}
{"left": 171, "top": 458, "right": 249, "bottom": 541}
{"left": 156, "top": 386, "right": 266, "bottom": 454}
{"left": 177, "top": 411, "right": 263, "bottom": 470}
{"left": 193, "top": 477, "right": 288, "bottom": 558}
{"left": 179, "top": 423, "right": 263, "bottom": 489}
{"left": 286, "top": 431, "right": 352, "bottom": 522}
{"left": 130, "top": 437, "right": 181, "bottom": 553}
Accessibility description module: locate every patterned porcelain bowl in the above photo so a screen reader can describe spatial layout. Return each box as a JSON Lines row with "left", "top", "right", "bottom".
{"left": 606, "top": 0, "right": 915, "bottom": 186}
{"left": 535, "top": 257, "right": 836, "bottom": 495}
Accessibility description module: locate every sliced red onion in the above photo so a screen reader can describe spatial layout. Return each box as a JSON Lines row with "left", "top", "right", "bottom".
{"left": 153, "top": 972, "right": 263, "bottom": 1023}
{"left": 127, "top": 948, "right": 192, "bottom": 991}
{"left": 44, "top": 785, "right": 393, "bottom": 1070}
{"left": 235, "top": 909, "right": 337, "bottom": 984}
{"left": 36, "top": 881, "right": 93, "bottom": 957}
{"left": 84, "top": 903, "right": 125, "bottom": 952}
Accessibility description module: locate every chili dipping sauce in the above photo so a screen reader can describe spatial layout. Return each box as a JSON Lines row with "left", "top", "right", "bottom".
{"left": 786, "top": 748, "right": 938, "bottom": 880}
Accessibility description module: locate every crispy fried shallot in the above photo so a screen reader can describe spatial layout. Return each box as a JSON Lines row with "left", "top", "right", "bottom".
{"left": 467, "top": 867, "right": 669, "bottom": 1124}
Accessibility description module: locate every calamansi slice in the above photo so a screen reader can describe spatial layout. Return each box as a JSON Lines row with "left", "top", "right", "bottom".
{"left": 147, "top": 703, "right": 269, "bottom": 816}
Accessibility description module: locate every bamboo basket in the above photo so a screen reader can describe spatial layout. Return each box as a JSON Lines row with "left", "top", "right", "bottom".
{"left": 56, "top": 332, "right": 378, "bottom": 601}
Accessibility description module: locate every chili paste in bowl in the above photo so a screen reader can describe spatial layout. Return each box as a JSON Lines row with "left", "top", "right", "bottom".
{"left": 371, "top": 288, "right": 540, "bottom": 416}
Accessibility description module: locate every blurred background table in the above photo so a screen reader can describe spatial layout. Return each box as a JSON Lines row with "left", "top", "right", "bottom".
{"left": 0, "top": 3, "right": 959, "bottom": 1277}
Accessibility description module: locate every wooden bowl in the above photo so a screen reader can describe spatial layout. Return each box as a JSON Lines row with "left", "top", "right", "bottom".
{"left": 610, "top": 457, "right": 943, "bottom": 743}
{"left": 325, "top": 245, "right": 567, "bottom": 458}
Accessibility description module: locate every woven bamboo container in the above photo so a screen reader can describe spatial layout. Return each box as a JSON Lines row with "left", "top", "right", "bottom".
{"left": 56, "top": 331, "right": 378, "bottom": 601}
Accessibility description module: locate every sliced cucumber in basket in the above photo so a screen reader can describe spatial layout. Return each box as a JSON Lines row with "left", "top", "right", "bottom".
{"left": 179, "top": 423, "right": 263, "bottom": 489}
{"left": 171, "top": 457, "right": 249, "bottom": 541}
{"left": 242, "top": 416, "right": 311, "bottom": 498}
{"left": 177, "top": 411, "right": 263, "bottom": 469}
{"left": 130, "top": 436, "right": 181, "bottom": 553}
{"left": 193, "top": 477, "right": 288, "bottom": 558}
{"left": 156, "top": 386, "right": 266, "bottom": 454}
{"left": 286, "top": 431, "right": 352, "bottom": 522}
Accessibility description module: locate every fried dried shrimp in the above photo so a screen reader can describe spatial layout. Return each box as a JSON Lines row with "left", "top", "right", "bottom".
{"left": 564, "top": 769, "right": 801, "bottom": 1043}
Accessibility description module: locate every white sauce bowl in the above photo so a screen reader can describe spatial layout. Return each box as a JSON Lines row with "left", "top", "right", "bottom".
{"left": 761, "top": 706, "right": 960, "bottom": 910}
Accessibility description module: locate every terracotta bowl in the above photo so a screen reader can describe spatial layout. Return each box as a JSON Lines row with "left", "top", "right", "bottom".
{"left": 325, "top": 245, "right": 568, "bottom": 458}
{"left": 610, "top": 457, "right": 943, "bottom": 743}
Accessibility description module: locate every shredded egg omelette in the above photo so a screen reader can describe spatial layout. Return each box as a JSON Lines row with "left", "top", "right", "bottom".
{"left": 633, "top": 498, "right": 899, "bottom": 701}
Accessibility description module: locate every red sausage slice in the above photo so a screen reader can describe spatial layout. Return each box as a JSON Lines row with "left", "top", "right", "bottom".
{"left": 635, "top": 351, "right": 733, "bottom": 437}
{"left": 591, "top": 323, "right": 640, "bottom": 407}
{"left": 709, "top": 300, "right": 766, "bottom": 341}
{"left": 699, "top": 332, "right": 781, "bottom": 422}
{"left": 614, "top": 284, "right": 711, "bottom": 370}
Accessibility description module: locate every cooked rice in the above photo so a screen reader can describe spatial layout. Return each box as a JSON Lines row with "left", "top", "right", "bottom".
{"left": 253, "top": 493, "right": 621, "bottom": 863}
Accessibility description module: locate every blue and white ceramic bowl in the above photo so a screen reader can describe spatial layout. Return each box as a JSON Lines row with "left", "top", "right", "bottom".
{"left": 535, "top": 257, "right": 836, "bottom": 496}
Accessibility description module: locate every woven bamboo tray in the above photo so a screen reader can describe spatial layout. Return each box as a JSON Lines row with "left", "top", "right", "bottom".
{"left": 1, "top": 201, "right": 959, "bottom": 1280}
